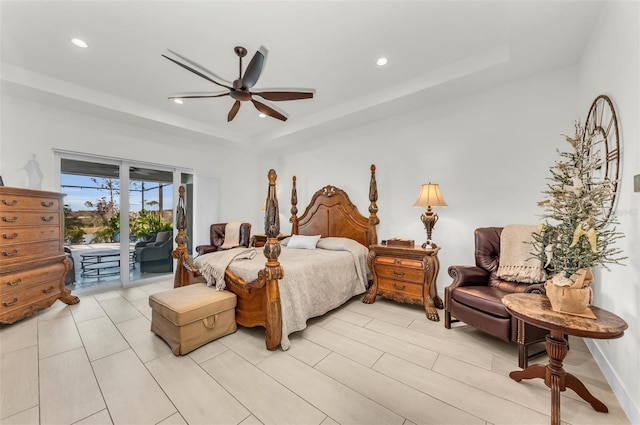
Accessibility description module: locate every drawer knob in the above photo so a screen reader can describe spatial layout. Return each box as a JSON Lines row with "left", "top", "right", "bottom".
{"left": 392, "top": 282, "right": 406, "bottom": 290}
{"left": 1, "top": 233, "right": 19, "bottom": 240}
{"left": 41, "top": 201, "right": 54, "bottom": 207}
{"left": 2, "top": 298, "right": 19, "bottom": 307}
{"left": 41, "top": 216, "right": 54, "bottom": 223}
{"left": 2, "top": 249, "right": 19, "bottom": 257}
{"left": 42, "top": 286, "right": 55, "bottom": 294}
{"left": 5, "top": 278, "right": 22, "bottom": 287}
{"left": 1, "top": 216, "right": 18, "bottom": 223}
{"left": 391, "top": 270, "right": 405, "bottom": 278}
{"left": 1, "top": 199, "right": 18, "bottom": 206}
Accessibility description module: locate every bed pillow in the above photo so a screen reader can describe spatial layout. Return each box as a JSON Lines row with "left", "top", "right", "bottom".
{"left": 286, "top": 234, "right": 321, "bottom": 250}
{"left": 316, "top": 237, "right": 366, "bottom": 254}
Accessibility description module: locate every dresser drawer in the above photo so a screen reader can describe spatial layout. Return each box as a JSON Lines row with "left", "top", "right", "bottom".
{"left": 0, "top": 226, "right": 60, "bottom": 246}
{"left": 0, "top": 241, "right": 62, "bottom": 268}
{"left": 0, "top": 280, "right": 62, "bottom": 317}
{"left": 377, "top": 278, "right": 424, "bottom": 298}
{"left": 374, "top": 262, "right": 426, "bottom": 283}
{"left": 0, "top": 194, "right": 60, "bottom": 212}
{"left": 1, "top": 262, "right": 66, "bottom": 295}
{"left": 0, "top": 211, "right": 60, "bottom": 227}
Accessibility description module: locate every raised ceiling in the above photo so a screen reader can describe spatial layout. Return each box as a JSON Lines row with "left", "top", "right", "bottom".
{"left": 0, "top": 1, "right": 603, "bottom": 151}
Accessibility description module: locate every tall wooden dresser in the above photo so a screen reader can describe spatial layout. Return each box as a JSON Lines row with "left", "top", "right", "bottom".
{"left": 0, "top": 186, "right": 79, "bottom": 324}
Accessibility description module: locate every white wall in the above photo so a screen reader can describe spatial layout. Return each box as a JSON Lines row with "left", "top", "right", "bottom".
{"left": 0, "top": 94, "right": 263, "bottom": 250}
{"left": 578, "top": 2, "right": 640, "bottom": 422}
{"left": 264, "top": 66, "right": 579, "bottom": 285}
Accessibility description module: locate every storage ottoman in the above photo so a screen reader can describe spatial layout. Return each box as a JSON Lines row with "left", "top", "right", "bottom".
{"left": 149, "top": 283, "right": 237, "bottom": 355}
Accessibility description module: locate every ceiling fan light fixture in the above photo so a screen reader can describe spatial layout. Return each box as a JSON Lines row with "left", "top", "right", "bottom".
{"left": 259, "top": 113, "right": 266, "bottom": 118}
{"left": 376, "top": 57, "right": 388, "bottom": 66}
{"left": 164, "top": 45, "right": 314, "bottom": 122}
{"left": 70, "top": 38, "right": 88, "bottom": 48}
{"left": 173, "top": 99, "right": 184, "bottom": 105}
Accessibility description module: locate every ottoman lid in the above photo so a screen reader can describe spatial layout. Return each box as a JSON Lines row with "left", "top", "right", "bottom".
{"left": 149, "top": 283, "right": 237, "bottom": 326}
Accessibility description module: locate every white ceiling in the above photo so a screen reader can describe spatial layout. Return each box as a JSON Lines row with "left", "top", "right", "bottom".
{"left": 1, "top": 1, "right": 603, "bottom": 151}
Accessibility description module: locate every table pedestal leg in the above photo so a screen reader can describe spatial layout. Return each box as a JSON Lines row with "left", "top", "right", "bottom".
{"left": 509, "top": 330, "right": 608, "bottom": 425}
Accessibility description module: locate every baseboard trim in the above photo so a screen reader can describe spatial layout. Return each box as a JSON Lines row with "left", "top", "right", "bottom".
{"left": 585, "top": 339, "right": 639, "bottom": 424}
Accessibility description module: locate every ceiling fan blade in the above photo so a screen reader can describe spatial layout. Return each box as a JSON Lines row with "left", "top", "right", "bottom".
{"left": 169, "top": 93, "right": 229, "bottom": 99}
{"left": 242, "top": 48, "right": 266, "bottom": 89}
{"left": 162, "top": 54, "right": 232, "bottom": 90}
{"left": 252, "top": 91, "right": 314, "bottom": 101}
{"left": 251, "top": 99, "right": 287, "bottom": 121}
{"left": 166, "top": 49, "right": 232, "bottom": 86}
{"left": 228, "top": 100, "right": 241, "bottom": 122}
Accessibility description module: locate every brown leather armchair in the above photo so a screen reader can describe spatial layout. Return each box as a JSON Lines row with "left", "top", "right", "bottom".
{"left": 445, "top": 227, "right": 548, "bottom": 368}
{"left": 195, "top": 222, "right": 251, "bottom": 256}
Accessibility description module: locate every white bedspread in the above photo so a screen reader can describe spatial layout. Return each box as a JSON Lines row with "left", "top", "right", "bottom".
{"left": 196, "top": 237, "right": 369, "bottom": 350}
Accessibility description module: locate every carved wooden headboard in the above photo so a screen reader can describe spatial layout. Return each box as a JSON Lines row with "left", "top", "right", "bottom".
{"left": 289, "top": 164, "right": 379, "bottom": 247}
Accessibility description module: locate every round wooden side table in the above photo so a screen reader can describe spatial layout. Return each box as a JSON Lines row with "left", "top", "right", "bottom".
{"left": 502, "top": 293, "right": 627, "bottom": 425}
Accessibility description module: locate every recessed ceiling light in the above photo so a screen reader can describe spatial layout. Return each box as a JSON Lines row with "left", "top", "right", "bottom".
{"left": 376, "top": 57, "right": 388, "bottom": 66}
{"left": 70, "top": 38, "right": 88, "bottom": 48}
{"left": 173, "top": 99, "right": 184, "bottom": 105}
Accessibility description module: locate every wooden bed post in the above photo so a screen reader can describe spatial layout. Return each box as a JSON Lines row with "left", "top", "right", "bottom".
{"left": 172, "top": 185, "right": 192, "bottom": 288}
{"left": 171, "top": 186, "right": 189, "bottom": 288}
{"left": 368, "top": 164, "right": 379, "bottom": 246}
{"left": 263, "top": 169, "right": 284, "bottom": 350}
{"left": 290, "top": 175, "right": 299, "bottom": 235}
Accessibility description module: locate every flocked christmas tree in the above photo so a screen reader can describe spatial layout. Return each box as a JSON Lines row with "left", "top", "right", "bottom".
{"left": 532, "top": 121, "right": 625, "bottom": 281}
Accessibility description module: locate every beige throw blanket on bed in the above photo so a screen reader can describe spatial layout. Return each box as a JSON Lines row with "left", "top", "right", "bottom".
{"left": 193, "top": 247, "right": 257, "bottom": 290}
{"left": 221, "top": 222, "right": 242, "bottom": 250}
{"left": 496, "top": 224, "right": 547, "bottom": 283}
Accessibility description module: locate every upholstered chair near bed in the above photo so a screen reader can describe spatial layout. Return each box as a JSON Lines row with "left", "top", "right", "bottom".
{"left": 445, "top": 226, "right": 549, "bottom": 369}
{"left": 195, "top": 222, "right": 252, "bottom": 256}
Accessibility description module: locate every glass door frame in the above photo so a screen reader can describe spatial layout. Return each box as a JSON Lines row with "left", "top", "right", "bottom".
{"left": 54, "top": 150, "right": 193, "bottom": 289}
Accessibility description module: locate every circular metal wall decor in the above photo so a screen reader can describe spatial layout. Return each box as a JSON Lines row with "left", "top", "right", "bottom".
{"left": 584, "top": 94, "right": 620, "bottom": 221}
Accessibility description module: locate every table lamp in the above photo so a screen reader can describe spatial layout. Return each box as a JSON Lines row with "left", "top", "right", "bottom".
{"left": 413, "top": 183, "right": 447, "bottom": 248}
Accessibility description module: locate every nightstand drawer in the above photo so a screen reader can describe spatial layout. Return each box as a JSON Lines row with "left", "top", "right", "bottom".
{"left": 374, "top": 256, "right": 424, "bottom": 269}
{"left": 377, "top": 278, "right": 423, "bottom": 297}
{"left": 374, "top": 263, "right": 426, "bottom": 283}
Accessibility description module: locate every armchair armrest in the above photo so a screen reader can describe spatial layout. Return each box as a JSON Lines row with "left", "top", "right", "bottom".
{"left": 135, "top": 240, "right": 153, "bottom": 249}
{"left": 195, "top": 245, "right": 218, "bottom": 256}
{"left": 524, "top": 283, "right": 546, "bottom": 294}
{"left": 447, "top": 265, "right": 490, "bottom": 288}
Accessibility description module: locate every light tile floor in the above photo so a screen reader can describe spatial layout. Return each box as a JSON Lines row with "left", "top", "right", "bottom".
{"left": 0, "top": 280, "right": 630, "bottom": 425}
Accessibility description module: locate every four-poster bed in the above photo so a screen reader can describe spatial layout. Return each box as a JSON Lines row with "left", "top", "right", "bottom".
{"left": 172, "top": 165, "right": 379, "bottom": 350}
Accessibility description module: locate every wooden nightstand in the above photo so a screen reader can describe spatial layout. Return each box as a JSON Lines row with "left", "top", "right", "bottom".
{"left": 363, "top": 244, "right": 442, "bottom": 321}
{"left": 251, "top": 234, "right": 289, "bottom": 248}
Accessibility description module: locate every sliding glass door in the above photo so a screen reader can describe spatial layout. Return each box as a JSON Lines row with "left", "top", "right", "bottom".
{"left": 56, "top": 152, "right": 191, "bottom": 293}
{"left": 128, "top": 166, "right": 174, "bottom": 283}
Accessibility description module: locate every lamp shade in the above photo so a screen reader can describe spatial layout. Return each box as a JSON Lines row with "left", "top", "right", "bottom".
{"left": 413, "top": 183, "right": 447, "bottom": 208}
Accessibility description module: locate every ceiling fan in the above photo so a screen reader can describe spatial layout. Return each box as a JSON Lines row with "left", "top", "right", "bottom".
{"left": 162, "top": 46, "right": 314, "bottom": 122}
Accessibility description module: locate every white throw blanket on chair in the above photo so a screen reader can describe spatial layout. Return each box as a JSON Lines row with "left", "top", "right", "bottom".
{"left": 496, "top": 224, "right": 547, "bottom": 283}
{"left": 221, "top": 222, "right": 242, "bottom": 250}
{"left": 193, "top": 247, "right": 257, "bottom": 290}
